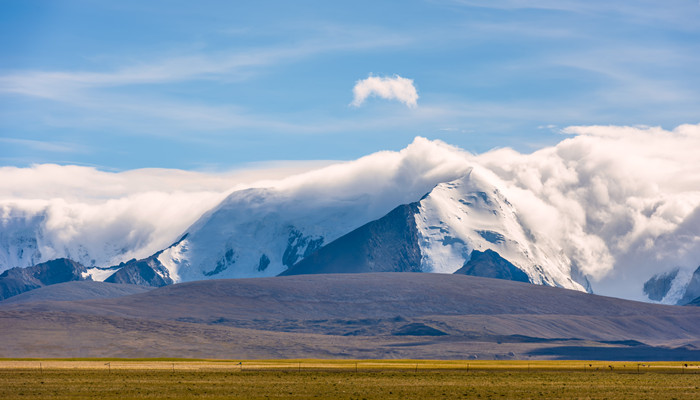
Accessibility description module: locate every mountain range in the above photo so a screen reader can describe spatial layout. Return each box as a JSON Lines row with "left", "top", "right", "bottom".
{"left": 0, "top": 168, "right": 596, "bottom": 303}
{"left": 146, "top": 169, "right": 590, "bottom": 292}
{"left": 1, "top": 148, "right": 698, "bottom": 306}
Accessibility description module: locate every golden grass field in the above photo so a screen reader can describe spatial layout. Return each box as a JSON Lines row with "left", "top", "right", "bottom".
{"left": 1, "top": 359, "right": 699, "bottom": 399}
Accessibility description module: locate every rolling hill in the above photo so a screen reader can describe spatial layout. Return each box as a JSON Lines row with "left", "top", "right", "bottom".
{"left": 1, "top": 273, "right": 698, "bottom": 360}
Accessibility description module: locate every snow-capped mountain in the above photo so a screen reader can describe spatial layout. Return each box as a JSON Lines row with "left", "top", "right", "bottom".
{"left": 107, "top": 168, "right": 586, "bottom": 292}
{"left": 0, "top": 258, "right": 88, "bottom": 301}
{"left": 0, "top": 204, "right": 160, "bottom": 273}
{"left": 279, "top": 202, "right": 423, "bottom": 276}
{"left": 644, "top": 266, "right": 700, "bottom": 305}
{"left": 454, "top": 249, "right": 530, "bottom": 282}
{"left": 0, "top": 137, "right": 478, "bottom": 289}
{"left": 0, "top": 207, "right": 47, "bottom": 271}
{"left": 282, "top": 170, "right": 587, "bottom": 291}
{"left": 1, "top": 167, "right": 589, "bottom": 294}
{"left": 155, "top": 186, "right": 412, "bottom": 282}
{"left": 413, "top": 171, "right": 586, "bottom": 290}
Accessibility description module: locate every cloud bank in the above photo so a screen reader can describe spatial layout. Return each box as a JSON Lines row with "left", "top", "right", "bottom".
{"left": 351, "top": 75, "right": 418, "bottom": 108}
{"left": 1, "top": 123, "right": 699, "bottom": 301}
{"left": 476, "top": 124, "right": 700, "bottom": 299}
{"left": 0, "top": 162, "right": 333, "bottom": 269}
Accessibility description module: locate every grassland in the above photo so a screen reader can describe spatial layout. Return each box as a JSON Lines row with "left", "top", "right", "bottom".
{"left": 1, "top": 359, "right": 699, "bottom": 399}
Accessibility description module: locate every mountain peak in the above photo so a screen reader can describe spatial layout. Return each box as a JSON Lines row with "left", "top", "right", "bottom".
{"left": 0, "top": 258, "right": 88, "bottom": 301}
{"left": 100, "top": 168, "right": 590, "bottom": 292}
{"left": 454, "top": 249, "right": 530, "bottom": 283}
{"left": 414, "top": 171, "right": 586, "bottom": 291}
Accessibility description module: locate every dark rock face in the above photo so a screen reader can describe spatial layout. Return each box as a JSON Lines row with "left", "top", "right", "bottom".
{"left": 454, "top": 249, "right": 530, "bottom": 283}
{"left": 476, "top": 230, "right": 505, "bottom": 245}
{"left": 103, "top": 235, "right": 191, "bottom": 287}
{"left": 686, "top": 296, "right": 700, "bottom": 307}
{"left": 280, "top": 203, "right": 422, "bottom": 276}
{"left": 282, "top": 229, "right": 324, "bottom": 268}
{"left": 204, "top": 248, "right": 235, "bottom": 276}
{"left": 104, "top": 256, "right": 172, "bottom": 287}
{"left": 0, "top": 258, "right": 87, "bottom": 300}
{"left": 643, "top": 268, "right": 679, "bottom": 301}
{"left": 680, "top": 266, "right": 700, "bottom": 305}
{"left": 257, "top": 254, "right": 270, "bottom": 272}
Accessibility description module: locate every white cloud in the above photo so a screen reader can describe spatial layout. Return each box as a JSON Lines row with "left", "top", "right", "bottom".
{"left": 0, "top": 140, "right": 468, "bottom": 271}
{"left": 0, "top": 162, "right": 334, "bottom": 269}
{"left": 0, "top": 35, "right": 414, "bottom": 136}
{"left": 476, "top": 123, "right": 700, "bottom": 299}
{"left": 351, "top": 75, "right": 418, "bottom": 108}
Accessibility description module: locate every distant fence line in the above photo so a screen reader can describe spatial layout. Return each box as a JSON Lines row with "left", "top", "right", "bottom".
{"left": 0, "top": 360, "right": 698, "bottom": 374}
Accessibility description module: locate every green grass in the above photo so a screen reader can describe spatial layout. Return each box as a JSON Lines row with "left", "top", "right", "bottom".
{"left": 1, "top": 360, "right": 699, "bottom": 399}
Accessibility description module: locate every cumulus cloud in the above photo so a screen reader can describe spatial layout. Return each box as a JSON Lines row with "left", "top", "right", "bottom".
{"left": 351, "top": 75, "right": 418, "bottom": 108}
{"left": 476, "top": 124, "right": 700, "bottom": 299}
{"left": 1, "top": 124, "right": 699, "bottom": 301}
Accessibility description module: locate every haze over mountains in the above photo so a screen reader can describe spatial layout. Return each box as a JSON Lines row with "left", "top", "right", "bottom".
{"left": 1, "top": 124, "right": 700, "bottom": 302}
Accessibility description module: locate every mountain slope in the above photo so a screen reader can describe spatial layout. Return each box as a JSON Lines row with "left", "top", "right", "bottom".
{"left": 7, "top": 273, "right": 697, "bottom": 336}
{"left": 0, "top": 281, "right": 152, "bottom": 305}
{"left": 413, "top": 171, "right": 585, "bottom": 290}
{"left": 680, "top": 267, "right": 700, "bottom": 305}
{"left": 644, "top": 266, "right": 700, "bottom": 305}
{"left": 10, "top": 168, "right": 588, "bottom": 293}
{"left": 0, "top": 258, "right": 88, "bottom": 301}
{"left": 154, "top": 187, "right": 404, "bottom": 282}
{"left": 0, "top": 208, "right": 45, "bottom": 271}
{"left": 1, "top": 142, "right": 588, "bottom": 293}
{"left": 100, "top": 237, "right": 189, "bottom": 287}
{"left": 103, "top": 257, "right": 172, "bottom": 287}
{"left": 283, "top": 171, "right": 586, "bottom": 290}
{"left": 644, "top": 268, "right": 680, "bottom": 301}
{"left": 0, "top": 205, "right": 163, "bottom": 274}
{"left": 687, "top": 296, "right": 700, "bottom": 306}
{"left": 454, "top": 249, "right": 530, "bottom": 282}
{"left": 3, "top": 161, "right": 588, "bottom": 293}
{"left": 281, "top": 203, "right": 422, "bottom": 275}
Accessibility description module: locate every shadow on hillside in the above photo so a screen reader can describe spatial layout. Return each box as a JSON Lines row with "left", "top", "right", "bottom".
{"left": 527, "top": 345, "right": 700, "bottom": 361}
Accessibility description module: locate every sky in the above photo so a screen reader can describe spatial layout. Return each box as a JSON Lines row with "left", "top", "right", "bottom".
{"left": 2, "top": 0, "right": 700, "bottom": 170}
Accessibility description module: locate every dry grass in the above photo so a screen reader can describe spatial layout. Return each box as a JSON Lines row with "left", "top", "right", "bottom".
{"left": 1, "top": 360, "right": 699, "bottom": 399}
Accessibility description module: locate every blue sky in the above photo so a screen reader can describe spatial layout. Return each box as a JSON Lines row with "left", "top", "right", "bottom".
{"left": 1, "top": 0, "right": 699, "bottom": 171}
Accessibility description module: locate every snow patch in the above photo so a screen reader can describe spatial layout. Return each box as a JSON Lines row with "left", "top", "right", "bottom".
{"left": 661, "top": 268, "right": 694, "bottom": 305}
{"left": 414, "top": 169, "right": 586, "bottom": 291}
{"left": 84, "top": 267, "right": 117, "bottom": 282}
{"left": 157, "top": 240, "right": 188, "bottom": 283}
